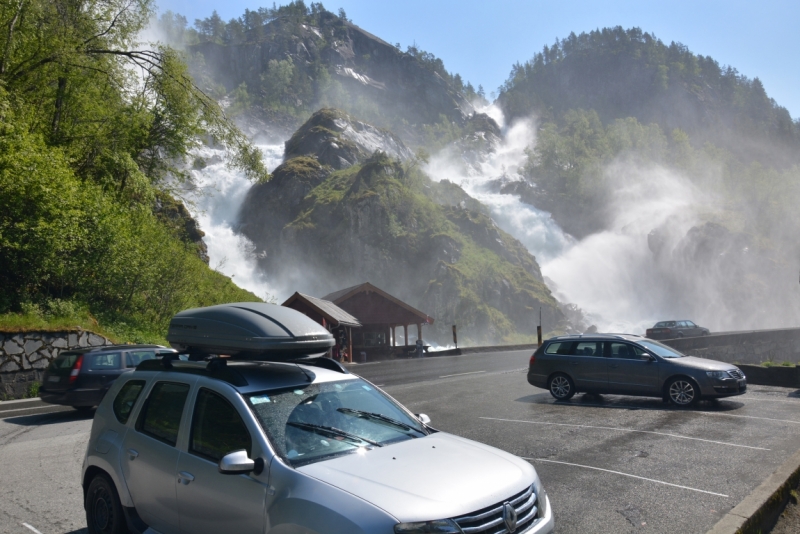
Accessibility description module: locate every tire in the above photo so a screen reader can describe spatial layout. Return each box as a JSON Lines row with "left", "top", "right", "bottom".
{"left": 86, "top": 474, "right": 127, "bottom": 534}
{"left": 666, "top": 377, "right": 699, "bottom": 407}
{"left": 548, "top": 373, "right": 576, "bottom": 400}
{"left": 677, "top": 332, "right": 684, "bottom": 338}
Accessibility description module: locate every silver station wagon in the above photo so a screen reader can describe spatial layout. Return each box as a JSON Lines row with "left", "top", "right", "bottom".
{"left": 81, "top": 303, "right": 554, "bottom": 534}
{"left": 527, "top": 334, "right": 746, "bottom": 406}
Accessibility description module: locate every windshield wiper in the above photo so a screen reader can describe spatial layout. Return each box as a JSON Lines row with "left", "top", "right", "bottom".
{"left": 337, "top": 408, "right": 424, "bottom": 435}
{"left": 286, "top": 421, "right": 383, "bottom": 447}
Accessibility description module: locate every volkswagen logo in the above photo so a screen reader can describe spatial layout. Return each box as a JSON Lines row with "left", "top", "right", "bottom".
{"left": 502, "top": 502, "right": 518, "bottom": 532}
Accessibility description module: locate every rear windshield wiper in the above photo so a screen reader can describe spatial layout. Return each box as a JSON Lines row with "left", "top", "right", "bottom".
{"left": 286, "top": 421, "right": 383, "bottom": 447}
{"left": 337, "top": 408, "right": 424, "bottom": 435}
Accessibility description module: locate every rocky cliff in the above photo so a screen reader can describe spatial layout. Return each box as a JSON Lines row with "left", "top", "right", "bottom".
{"left": 238, "top": 109, "right": 565, "bottom": 345}
{"left": 189, "top": 12, "right": 474, "bottom": 143}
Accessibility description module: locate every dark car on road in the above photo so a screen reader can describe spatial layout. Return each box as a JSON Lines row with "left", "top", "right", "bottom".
{"left": 645, "top": 320, "right": 709, "bottom": 339}
{"left": 39, "top": 344, "right": 176, "bottom": 411}
{"left": 527, "top": 334, "right": 745, "bottom": 406}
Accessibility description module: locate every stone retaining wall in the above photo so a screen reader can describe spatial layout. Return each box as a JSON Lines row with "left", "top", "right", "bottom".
{"left": 0, "top": 330, "right": 113, "bottom": 399}
{"left": 663, "top": 328, "right": 800, "bottom": 365}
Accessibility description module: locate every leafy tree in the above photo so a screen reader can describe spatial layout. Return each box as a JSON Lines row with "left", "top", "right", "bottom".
{"left": 0, "top": 0, "right": 267, "bottom": 188}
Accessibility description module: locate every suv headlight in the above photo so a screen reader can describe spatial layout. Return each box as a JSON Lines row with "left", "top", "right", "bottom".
{"left": 394, "top": 520, "right": 461, "bottom": 533}
{"left": 706, "top": 371, "right": 731, "bottom": 379}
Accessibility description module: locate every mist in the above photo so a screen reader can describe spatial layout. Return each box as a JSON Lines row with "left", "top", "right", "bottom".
{"left": 424, "top": 105, "right": 800, "bottom": 335}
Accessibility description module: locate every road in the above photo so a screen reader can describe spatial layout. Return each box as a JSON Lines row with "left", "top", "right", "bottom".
{"left": 1, "top": 349, "right": 799, "bottom": 533}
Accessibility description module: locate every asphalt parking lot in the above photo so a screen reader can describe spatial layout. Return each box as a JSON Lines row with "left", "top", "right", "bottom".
{"left": 1, "top": 349, "right": 799, "bottom": 533}
{"left": 368, "top": 351, "right": 800, "bottom": 533}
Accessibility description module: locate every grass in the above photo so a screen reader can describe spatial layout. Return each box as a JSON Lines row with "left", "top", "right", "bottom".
{"left": 761, "top": 361, "right": 797, "bottom": 367}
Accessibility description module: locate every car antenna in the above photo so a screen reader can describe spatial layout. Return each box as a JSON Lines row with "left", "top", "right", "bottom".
{"left": 294, "top": 362, "right": 314, "bottom": 382}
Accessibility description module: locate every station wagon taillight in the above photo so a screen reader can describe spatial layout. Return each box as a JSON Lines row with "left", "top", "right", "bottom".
{"left": 529, "top": 353, "right": 536, "bottom": 365}
{"left": 69, "top": 355, "right": 84, "bottom": 384}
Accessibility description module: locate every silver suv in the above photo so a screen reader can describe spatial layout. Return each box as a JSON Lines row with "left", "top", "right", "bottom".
{"left": 82, "top": 356, "right": 554, "bottom": 533}
{"left": 528, "top": 334, "right": 746, "bottom": 406}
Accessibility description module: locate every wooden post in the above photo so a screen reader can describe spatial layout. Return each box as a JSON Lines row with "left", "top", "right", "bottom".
{"left": 403, "top": 324, "right": 408, "bottom": 346}
{"left": 348, "top": 327, "right": 353, "bottom": 363}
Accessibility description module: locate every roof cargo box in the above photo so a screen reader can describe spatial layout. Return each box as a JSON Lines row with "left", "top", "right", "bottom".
{"left": 167, "top": 302, "right": 334, "bottom": 358}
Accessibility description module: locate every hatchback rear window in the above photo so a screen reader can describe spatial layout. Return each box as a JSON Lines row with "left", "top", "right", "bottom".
{"left": 544, "top": 342, "right": 574, "bottom": 355}
{"left": 46, "top": 354, "right": 80, "bottom": 376}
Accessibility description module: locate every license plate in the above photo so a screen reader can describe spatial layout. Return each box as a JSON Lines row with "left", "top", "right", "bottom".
{"left": 48, "top": 376, "right": 60, "bottom": 382}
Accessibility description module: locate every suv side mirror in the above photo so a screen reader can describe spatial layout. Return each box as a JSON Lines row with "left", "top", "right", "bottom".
{"left": 416, "top": 413, "right": 431, "bottom": 425}
{"left": 640, "top": 353, "right": 655, "bottom": 362}
{"left": 218, "top": 450, "right": 261, "bottom": 475}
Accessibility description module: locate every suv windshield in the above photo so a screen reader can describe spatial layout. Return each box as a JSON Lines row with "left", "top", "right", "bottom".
{"left": 637, "top": 340, "right": 684, "bottom": 358}
{"left": 247, "top": 379, "right": 427, "bottom": 467}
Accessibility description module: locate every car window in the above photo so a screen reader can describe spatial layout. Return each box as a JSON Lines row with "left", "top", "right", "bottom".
{"left": 137, "top": 382, "right": 190, "bottom": 446}
{"left": 248, "top": 379, "right": 427, "bottom": 467}
{"left": 89, "top": 353, "right": 121, "bottom": 370}
{"left": 46, "top": 354, "right": 80, "bottom": 376}
{"left": 654, "top": 321, "right": 667, "bottom": 328}
{"left": 686, "top": 321, "right": 696, "bottom": 327}
{"left": 190, "top": 389, "right": 252, "bottom": 462}
{"left": 608, "top": 342, "right": 641, "bottom": 359}
{"left": 113, "top": 380, "right": 146, "bottom": 424}
{"left": 678, "top": 321, "right": 689, "bottom": 327}
{"left": 544, "top": 342, "right": 574, "bottom": 355}
{"left": 125, "top": 351, "right": 156, "bottom": 367}
{"left": 637, "top": 340, "right": 684, "bottom": 358}
{"left": 573, "top": 341, "right": 602, "bottom": 356}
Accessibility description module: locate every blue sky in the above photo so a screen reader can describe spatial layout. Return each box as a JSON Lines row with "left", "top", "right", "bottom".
{"left": 157, "top": 0, "right": 800, "bottom": 119}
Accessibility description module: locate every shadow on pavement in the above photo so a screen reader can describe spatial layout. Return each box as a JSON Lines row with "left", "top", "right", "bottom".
{"left": 514, "top": 392, "right": 744, "bottom": 412}
{"left": 3, "top": 408, "right": 95, "bottom": 426}
{"left": 64, "top": 529, "right": 87, "bottom": 534}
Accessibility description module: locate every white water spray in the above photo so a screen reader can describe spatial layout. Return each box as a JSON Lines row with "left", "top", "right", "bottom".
{"left": 183, "top": 143, "right": 284, "bottom": 301}
{"left": 423, "top": 105, "right": 714, "bottom": 334}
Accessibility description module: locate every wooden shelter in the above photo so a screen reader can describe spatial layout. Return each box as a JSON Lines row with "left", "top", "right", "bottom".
{"left": 321, "top": 282, "right": 434, "bottom": 357}
{"left": 282, "top": 292, "right": 361, "bottom": 362}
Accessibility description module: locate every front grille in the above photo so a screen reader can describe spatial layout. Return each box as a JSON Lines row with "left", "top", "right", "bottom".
{"left": 453, "top": 485, "right": 540, "bottom": 534}
{"left": 728, "top": 369, "right": 745, "bottom": 380}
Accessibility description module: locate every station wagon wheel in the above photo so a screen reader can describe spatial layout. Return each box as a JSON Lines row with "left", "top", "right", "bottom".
{"left": 548, "top": 373, "right": 575, "bottom": 400}
{"left": 86, "top": 474, "right": 126, "bottom": 534}
{"left": 667, "top": 378, "right": 698, "bottom": 407}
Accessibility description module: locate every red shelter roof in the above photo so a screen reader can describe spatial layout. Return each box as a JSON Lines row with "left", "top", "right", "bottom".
{"left": 321, "top": 282, "right": 433, "bottom": 326}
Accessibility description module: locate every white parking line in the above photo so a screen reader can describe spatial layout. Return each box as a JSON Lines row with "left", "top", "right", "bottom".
{"left": 739, "top": 397, "right": 800, "bottom": 404}
{"left": 544, "top": 400, "right": 800, "bottom": 424}
{"left": 22, "top": 523, "right": 43, "bottom": 534}
{"left": 439, "top": 371, "right": 486, "bottom": 379}
{"left": 481, "top": 417, "right": 769, "bottom": 450}
{"left": 696, "top": 411, "right": 800, "bottom": 425}
{"left": 0, "top": 406, "right": 63, "bottom": 416}
{"left": 523, "top": 458, "right": 729, "bottom": 498}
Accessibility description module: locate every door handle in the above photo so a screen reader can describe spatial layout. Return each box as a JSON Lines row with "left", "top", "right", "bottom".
{"left": 610, "top": 364, "right": 619, "bottom": 369}
{"left": 127, "top": 449, "right": 139, "bottom": 461}
{"left": 178, "top": 471, "right": 195, "bottom": 485}
{"left": 570, "top": 362, "right": 579, "bottom": 366}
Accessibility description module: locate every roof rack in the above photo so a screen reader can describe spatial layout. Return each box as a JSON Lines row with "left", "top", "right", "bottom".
{"left": 136, "top": 357, "right": 248, "bottom": 387}
{"left": 289, "top": 356, "right": 350, "bottom": 374}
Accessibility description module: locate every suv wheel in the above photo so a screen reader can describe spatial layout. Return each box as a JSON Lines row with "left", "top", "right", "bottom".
{"left": 548, "top": 374, "right": 575, "bottom": 400}
{"left": 86, "top": 474, "right": 126, "bottom": 534}
{"left": 667, "top": 378, "right": 698, "bottom": 407}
